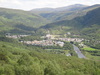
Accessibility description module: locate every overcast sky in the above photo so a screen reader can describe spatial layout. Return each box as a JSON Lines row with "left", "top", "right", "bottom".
{"left": 0, "top": 0, "right": 100, "bottom": 10}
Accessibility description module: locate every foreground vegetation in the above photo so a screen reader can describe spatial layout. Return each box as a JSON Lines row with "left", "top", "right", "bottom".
{"left": 0, "top": 37, "right": 100, "bottom": 75}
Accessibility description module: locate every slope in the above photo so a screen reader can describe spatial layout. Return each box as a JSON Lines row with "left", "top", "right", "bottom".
{"left": 31, "top": 4, "right": 100, "bottom": 22}
{"left": 0, "top": 8, "right": 49, "bottom": 34}
{"left": 0, "top": 37, "right": 100, "bottom": 75}
{"left": 31, "top": 4, "right": 87, "bottom": 22}
{"left": 40, "top": 7, "right": 100, "bottom": 36}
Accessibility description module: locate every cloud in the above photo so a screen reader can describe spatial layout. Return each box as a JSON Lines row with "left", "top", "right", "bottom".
{"left": 0, "top": 0, "right": 21, "bottom": 5}
{"left": 0, "top": 0, "right": 100, "bottom": 10}
{"left": 0, "top": 0, "right": 8, "bottom": 2}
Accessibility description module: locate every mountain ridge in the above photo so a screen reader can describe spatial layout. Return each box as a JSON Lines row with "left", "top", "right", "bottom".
{"left": 0, "top": 7, "right": 49, "bottom": 34}
{"left": 0, "top": 4, "right": 100, "bottom": 35}
{"left": 30, "top": 4, "right": 87, "bottom": 12}
{"left": 30, "top": 4, "right": 100, "bottom": 22}
{"left": 39, "top": 7, "right": 100, "bottom": 37}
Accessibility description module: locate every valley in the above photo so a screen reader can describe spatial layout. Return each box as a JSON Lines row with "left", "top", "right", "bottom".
{"left": 0, "top": 4, "right": 100, "bottom": 75}
{"left": 5, "top": 33, "right": 100, "bottom": 60}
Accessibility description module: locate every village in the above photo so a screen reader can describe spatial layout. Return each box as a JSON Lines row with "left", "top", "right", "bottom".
{"left": 5, "top": 33, "right": 30, "bottom": 39}
{"left": 43, "top": 34, "right": 84, "bottom": 42}
{"left": 21, "top": 40, "right": 64, "bottom": 47}
{"left": 5, "top": 33, "right": 85, "bottom": 47}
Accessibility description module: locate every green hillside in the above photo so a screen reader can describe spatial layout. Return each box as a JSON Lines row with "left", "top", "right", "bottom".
{"left": 31, "top": 4, "right": 87, "bottom": 22}
{"left": 0, "top": 8, "right": 49, "bottom": 34}
{"left": 31, "top": 4, "right": 100, "bottom": 22}
{"left": 0, "top": 5, "right": 100, "bottom": 34}
{"left": 40, "top": 7, "right": 100, "bottom": 35}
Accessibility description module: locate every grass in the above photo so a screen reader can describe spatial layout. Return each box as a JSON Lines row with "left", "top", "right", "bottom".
{"left": 82, "top": 46, "right": 96, "bottom": 51}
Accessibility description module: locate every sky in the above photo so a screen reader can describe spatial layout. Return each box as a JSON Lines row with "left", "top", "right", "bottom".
{"left": 0, "top": 0, "right": 100, "bottom": 10}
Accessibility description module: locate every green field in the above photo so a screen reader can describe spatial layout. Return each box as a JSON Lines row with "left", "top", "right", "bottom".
{"left": 82, "top": 47, "right": 97, "bottom": 51}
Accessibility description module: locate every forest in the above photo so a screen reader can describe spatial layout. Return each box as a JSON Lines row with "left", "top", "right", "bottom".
{"left": 0, "top": 37, "right": 100, "bottom": 75}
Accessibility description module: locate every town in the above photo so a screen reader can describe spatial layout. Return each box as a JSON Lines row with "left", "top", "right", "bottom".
{"left": 5, "top": 33, "right": 84, "bottom": 47}
{"left": 5, "top": 33, "right": 30, "bottom": 39}
{"left": 21, "top": 40, "right": 64, "bottom": 47}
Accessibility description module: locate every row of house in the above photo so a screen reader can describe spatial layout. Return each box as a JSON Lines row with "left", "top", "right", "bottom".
{"left": 6, "top": 35, "right": 29, "bottom": 39}
{"left": 42, "top": 34, "right": 84, "bottom": 43}
{"left": 21, "top": 40, "right": 64, "bottom": 47}
{"left": 56, "top": 38, "right": 84, "bottom": 42}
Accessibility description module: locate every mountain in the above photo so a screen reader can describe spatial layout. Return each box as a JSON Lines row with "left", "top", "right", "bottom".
{"left": 31, "top": 4, "right": 100, "bottom": 22}
{"left": 0, "top": 4, "right": 100, "bottom": 35}
{"left": 31, "top": 4, "right": 86, "bottom": 13}
{"left": 83, "top": 4, "right": 100, "bottom": 10}
{"left": 30, "top": 8, "right": 55, "bottom": 13}
{"left": 54, "top": 4, "right": 87, "bottom": 11}
{"left": 0, "top": 8, "right": 49, "bottom": 34}
{"left": 40, "top": 7, "right": 100, "bottom": 36}
{"left": 30, "top": 4, "right": 87, "bottom": 22}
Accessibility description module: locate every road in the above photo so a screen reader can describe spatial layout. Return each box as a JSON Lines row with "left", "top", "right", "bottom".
{"left": 73, "top": 45, "right": 86, "bottom": 58}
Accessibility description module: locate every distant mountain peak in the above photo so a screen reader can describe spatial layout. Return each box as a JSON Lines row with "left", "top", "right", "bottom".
{"left": 30, "top": 4, "right": 87, "bottom": 13}
{"left": 92, "top": 4, "right": 100, "bottom": 6}
{"left": 68, "top": 4, "right": 87, "bottom": 7}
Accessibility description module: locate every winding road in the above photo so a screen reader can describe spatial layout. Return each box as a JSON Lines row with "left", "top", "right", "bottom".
{"left": 73, "top": 45, "right": 86, "bottom": 58}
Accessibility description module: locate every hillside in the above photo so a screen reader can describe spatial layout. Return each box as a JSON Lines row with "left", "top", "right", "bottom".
{"left": 0, "top": 37, "right": 100, "bottom": 75}
{"left": 31, "top": 4, "right": 100, "bottom": 22}
{"left": 30, "top": 4, "right": 87, "bottom": 22}
{"left": 0, "top": 4, "right": 99, "bottom": 34}
{"left": 40, "top": 7, "right": 100, "bottom": 37}
{"left": 31, "top": 4, "right": 86, "bottom": 13}
{"left": 0, "top": 8, "right": 49, "bottom": 34}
